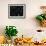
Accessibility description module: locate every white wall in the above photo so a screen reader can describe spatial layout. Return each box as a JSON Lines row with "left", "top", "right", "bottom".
{"left": 0, "top": 0, "right": 46, "bottom": 38}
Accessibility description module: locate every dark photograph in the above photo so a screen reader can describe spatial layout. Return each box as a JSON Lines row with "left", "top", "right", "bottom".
{"left": 10, "top": 6, "right": 23, "bottom": 16}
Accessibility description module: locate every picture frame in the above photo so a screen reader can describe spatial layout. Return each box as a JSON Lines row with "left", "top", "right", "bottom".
{"left": 8, "top": 4, "right": 26, "bottom": 19}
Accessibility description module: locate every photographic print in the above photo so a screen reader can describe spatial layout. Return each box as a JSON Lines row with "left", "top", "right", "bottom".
{"left": 8, "top": 4, "right": 26, "bottom": 19}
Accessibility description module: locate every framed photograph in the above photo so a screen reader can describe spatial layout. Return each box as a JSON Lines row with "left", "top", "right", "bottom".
{"left": 8, "top": 4, "right": 26, "bottom": 19}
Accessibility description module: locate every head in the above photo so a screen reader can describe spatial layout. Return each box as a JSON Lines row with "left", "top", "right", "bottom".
{"left": 40, "top": 6, "right": 46, "bottom": 14}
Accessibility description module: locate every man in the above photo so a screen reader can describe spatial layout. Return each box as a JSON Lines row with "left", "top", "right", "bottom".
{"left": 36, "top": 6, "right": 46, "bottom": 27}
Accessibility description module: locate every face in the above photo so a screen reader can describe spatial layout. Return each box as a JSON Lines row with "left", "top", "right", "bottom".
{"left": 41, "top": 8, "right": 46, "bottom": 14}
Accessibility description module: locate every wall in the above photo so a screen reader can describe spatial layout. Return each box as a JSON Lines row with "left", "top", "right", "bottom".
{"left": 0, "top": 0, "right": 46, "bottom": 38}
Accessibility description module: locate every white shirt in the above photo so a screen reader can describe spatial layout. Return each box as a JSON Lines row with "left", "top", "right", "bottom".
{"left": 33, "top": 30, "right": 46, "bottom": 43}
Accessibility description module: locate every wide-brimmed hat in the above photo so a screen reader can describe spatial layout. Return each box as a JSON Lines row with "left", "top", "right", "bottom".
{"left": 40, "top": 6, "right": 46, "bottom": 9}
